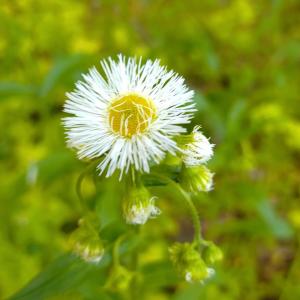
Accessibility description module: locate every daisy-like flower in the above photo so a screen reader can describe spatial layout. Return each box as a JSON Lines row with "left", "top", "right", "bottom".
{"left": 180, "top": 126, "right": 214, "bottom": 167}
{"left": 63, "top": 55, "right": 195, "bottom": 177}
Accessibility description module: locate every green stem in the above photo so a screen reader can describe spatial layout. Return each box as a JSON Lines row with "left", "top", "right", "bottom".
{"left": 130, "top": 225, "right": 141, "bottom": 300}
{"left": 112, "top": 234, "right": 128, "bottom": 268}
{"left": 131, "top": 166, "right": 136, "bottom": 186}
{"left": 75, "top": 159, "right": 100, "bottom": 214}
{"left": 151, "top": 173, "right": 203, "bottom": 245}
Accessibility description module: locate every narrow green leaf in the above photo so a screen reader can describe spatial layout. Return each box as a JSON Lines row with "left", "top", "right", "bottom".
{"left": 36, "top": 151, "right": 80, "bottom": 184}
{"left": 256, "top": 200, "right": 294, "bottom": 239}
{"left": 9, "top": 254, "right": 97, "bottom": 300}
{"left": 39, "top": 54, "right": 84, "bottom": 97}
{"left": 141, "top": 261, "right": 178, "bottom": 289}
{"left": 9, "top": 233, "right": 139, "bottom": 300}
{"left": 0, "top": 82, "right": 37, "bottom": 99}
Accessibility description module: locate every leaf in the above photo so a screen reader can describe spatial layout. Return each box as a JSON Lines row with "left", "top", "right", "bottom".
{"left": 9, "top": 254, "right": 101, "bottom": 300}
{"left": 141, "top": 261, "right": 178, "bottom": 289}
{"left": 256, "top": 200, "right": 294, "bottom": 239}
{"left": 38, "top": 54, "right": 84, "bottom": 97}
{"left": 142, "top": 174, "right": 168, "bottom": 187}
{"left": 194, "top": 92, "right": 210, "bottom": 111}
{"left": 141, "top": 166, "right": 180, "bottom": 187}
{"left": 9, "top": 232, "right": 139, "bottom": 300}
{"left": 36, "top": 151, "right": 81, "bottom": 184}
{"left": 0, "top": 82, "right": 37, "bottom": 99}
{"left": 226, "top": 99, "right": 246, "bottom": 133}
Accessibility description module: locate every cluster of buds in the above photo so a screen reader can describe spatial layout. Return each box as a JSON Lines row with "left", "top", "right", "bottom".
{"left": 169, "top": 242, "right": 222, "bottom": 283}
{"left": 70, "top": 217, "right": 104, "bottom": 264}
{"left": 177, "top": 126, "right": 215, "bottom": 193}
{"left": 120, "top": 126, "right": 214, "bottom": 226}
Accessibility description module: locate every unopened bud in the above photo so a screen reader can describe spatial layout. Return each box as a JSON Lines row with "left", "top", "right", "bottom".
{"left": 177, "top": 126, "right": 214, "bottom": 167}
{"left": 123, "top": 185, "right": 160, "bottom": 225}
{"left": 203, "top": 242, "right": 223, "bottom": 265}
{"left": 180, "top": 165, "right": 214, "bottom": 194}
{"left": 70, "top": 218, "right": 104, "bottom": 264}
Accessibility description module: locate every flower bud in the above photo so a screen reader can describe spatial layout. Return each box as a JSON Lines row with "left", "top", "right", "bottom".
{"left": 203, "top": 242, "right": 223, "bottom": 265}
{"left": 123, "top": 185, "right": 160, "bottom": 225}
{"left": 185, "top": 265, "right": 215, "bottom": 283}
{"left": 70, "top": 219, "right": 104, "bottom": 264}
{"left": 169, "top": 242, "right": 214, "bottom": 283}
{"left": 180, "top": 165, "right": 214, "bottom": 194}
{"left": 178, "top": 126, "right": 214, "bottom": 167}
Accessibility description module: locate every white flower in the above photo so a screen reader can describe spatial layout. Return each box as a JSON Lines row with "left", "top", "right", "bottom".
{"left": 182, "top": 126, "right": 214, "bottom": 167}
{"left": 63, "top": 55, "right": 195, "bottom": 177}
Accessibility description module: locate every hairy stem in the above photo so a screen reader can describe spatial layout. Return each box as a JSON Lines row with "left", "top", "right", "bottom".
{"left": 75, "top": 159, "right": 100, "bottom": 214}
{"left": 152, "top": 173, "right": 203, "bottom": 245}
{"left": 112, "top": 233, "right": 128, "bottom": 268}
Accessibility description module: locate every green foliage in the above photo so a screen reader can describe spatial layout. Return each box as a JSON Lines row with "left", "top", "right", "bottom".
{"left": 1, "top": 0, "right": 300, "bottom": 299}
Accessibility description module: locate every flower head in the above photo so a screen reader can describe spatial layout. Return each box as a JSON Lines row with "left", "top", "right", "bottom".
{"left": 123, "top": 185, "right": 160, "bottom": 225}
{"left": 180, "top": 126, "right": 214, "bottom": 167}
{"left": 180, "top": 165, "right": 214, "bottom": 194}
{"left": 169, "top": 242, "right": 214, "bottom": 283}
{"left": 63, "top": 55, "right": 195, "bottom": 178}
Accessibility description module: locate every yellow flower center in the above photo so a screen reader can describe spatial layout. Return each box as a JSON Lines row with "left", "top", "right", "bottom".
{"left": 108, "top": 94, "right": 156, "bottom": 137}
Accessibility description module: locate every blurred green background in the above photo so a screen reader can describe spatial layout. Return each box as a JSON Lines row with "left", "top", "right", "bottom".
{"left": 1, "top": 0, "right": 300, "bottom": 299}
